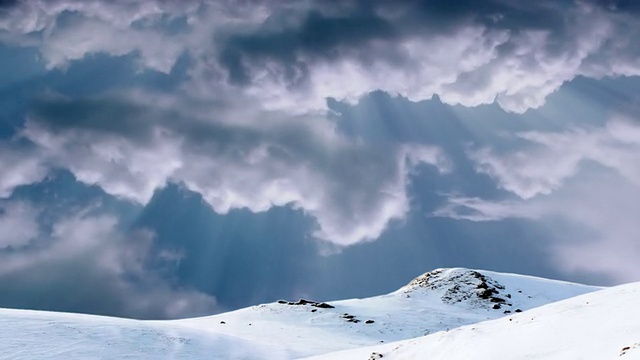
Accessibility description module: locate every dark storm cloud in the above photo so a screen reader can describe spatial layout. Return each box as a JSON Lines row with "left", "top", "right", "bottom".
{"left": 219, "top": 0, "right": 562, "bottom": 85}
{"left": 219, "top": 5, "right": 398, "bottom": 85}
{"left": 587, "top": 0, "right": 640, "bottom": 13}
{"left": 215, "top": 0, "right": 567, "bottom": 87}
{"left": 4, "top": 0, "right": 639, "bottom": 113}
{"left": 189, "top": 0, "right": 640, "bottom": 113}
{"left": 31, "top": 95, "right": 150, "bottom": 137}
{"left": 0, "top": 0, "right": 17, "bottom": 8}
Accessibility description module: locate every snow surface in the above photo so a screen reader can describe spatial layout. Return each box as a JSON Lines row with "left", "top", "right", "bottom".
{"left": 0, "top": 268, "right": 602, "bottom": 359}
{"left": 309, "top": 281, "right": 640, "bottom": 360}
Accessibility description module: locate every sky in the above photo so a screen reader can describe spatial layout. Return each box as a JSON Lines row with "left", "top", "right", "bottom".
{"left": 1, "top": 0, "right": 640, "bottom": 320}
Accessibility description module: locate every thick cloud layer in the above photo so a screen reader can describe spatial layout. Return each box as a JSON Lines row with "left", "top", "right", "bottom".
{"left": 1, "top": 0, "right": 640, "bottom": 246}
{"left": 1, "top": 0, "right": 639, "bottom": 246}
{"left": 9, "top": 92, "right": 448, "bottom": 245}
{"left": 3, "top": 0, "right": 640, "bottom": 113}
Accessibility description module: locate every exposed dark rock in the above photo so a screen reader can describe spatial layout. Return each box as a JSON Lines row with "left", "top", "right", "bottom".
{"left": 314, "top": 302, "right": 335, "bottom": 309}
{"left": 492, "top": 304, "right": 501, "bottom": 309}
{"left": 278, "top": 298, "right": 335, "bottom": 308}
{"left": 478, "top": 288, "right": 499, "bottom": 299}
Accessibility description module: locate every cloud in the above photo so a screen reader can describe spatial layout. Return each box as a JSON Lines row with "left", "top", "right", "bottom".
{"left": 0, "top": 0, "right": 202, "bottom": 71}
{"left": 0, "top": 143, "right": 48, "bottom": 198}
{"left": 2, "top": 1, "right": 640, "bottom": 113}
{"left": 13, "top": 92, "right": 450, "bottom": 246}
{"left": 549, "top": 173, "right": 640, "bottom": 283}
{"left": 431, "top": 196, "right": 540, "bottom": 222}
{"left": 436, "top": 173, "right": 640, "bottom": 283}
{"left": 469, "top": 116, "right": 640, "bottom": 199}
{"left": 435, "top": 117, "right": 640, "bottom": 283}
{"left": 2, "top": 0, "right": 640, "bottom": 249}
{"left": 0, "top": 201, "right": 216, "bottom": 319}
{"left": 0, "top": 201, "right": 39, "bottom": 249}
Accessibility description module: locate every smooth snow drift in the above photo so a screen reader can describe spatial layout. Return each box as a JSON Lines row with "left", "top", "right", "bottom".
{"left": 0, "top": 268, "right": 602, "bottom": 359}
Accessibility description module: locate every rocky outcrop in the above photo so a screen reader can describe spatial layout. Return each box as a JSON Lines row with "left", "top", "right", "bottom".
{"left": 277, "top": 299, "right": 335, "bottom": 309}
{"left": 405, "top": 269, "right": 514, "bottom": 310}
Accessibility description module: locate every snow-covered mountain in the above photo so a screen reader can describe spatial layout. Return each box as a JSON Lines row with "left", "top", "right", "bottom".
{"left": 0, "top": 268, "right": 603, "bottom": 359}
{"left": 310, "top": 280, "right": 640, "bottom": 360}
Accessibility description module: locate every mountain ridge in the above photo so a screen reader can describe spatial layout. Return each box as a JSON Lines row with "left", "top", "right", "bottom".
{"left": 0, "top": 268, "right": 604, "bottom": 359}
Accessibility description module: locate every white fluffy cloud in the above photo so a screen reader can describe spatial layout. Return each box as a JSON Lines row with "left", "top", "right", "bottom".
{"left": 19, "top": 93, "right": 449, "bottom": 246}
{"left": 435, "top": 117, "right": 640, "bottom": 282}
{"left": 0, "top": 144, "right": 48, "bottom": 198}
{"left": 470, "top": 117, "right": 640, "bottom": 199}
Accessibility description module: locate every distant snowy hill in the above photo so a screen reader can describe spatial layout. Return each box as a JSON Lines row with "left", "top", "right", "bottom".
{"left": 310, "top": 280, "right": 640, "bottom": 360}
{"left": 0, "top": 268, "right": 602, "bottom": 359}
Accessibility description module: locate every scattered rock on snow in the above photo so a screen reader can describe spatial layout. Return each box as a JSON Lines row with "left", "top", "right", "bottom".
{"left": 277, "top": 298, "right": 335, "bottom": 309}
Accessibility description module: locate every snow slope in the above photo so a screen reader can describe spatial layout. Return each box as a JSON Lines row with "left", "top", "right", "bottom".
{"left": 310, "top": 281, "right": 640, "bottom": 360}
{"left": 0, "top": 268, "right": 601, "bottom": 359}
{"left": 0, "top": 308, "right": 274, "bottom": 359}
